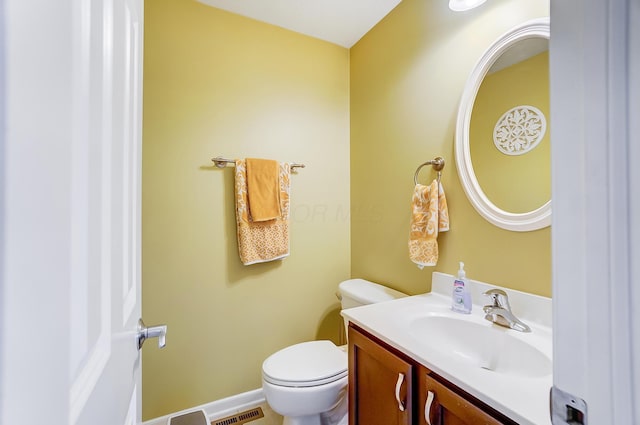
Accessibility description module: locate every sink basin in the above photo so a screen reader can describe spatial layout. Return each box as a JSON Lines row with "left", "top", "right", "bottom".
{"left": 409, "top": 314, "right": 551, "bottom": 378}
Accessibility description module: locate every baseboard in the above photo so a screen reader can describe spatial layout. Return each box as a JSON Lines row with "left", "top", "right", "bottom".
{"left": 142, "top": 388, "right": 266, "bottom": 425}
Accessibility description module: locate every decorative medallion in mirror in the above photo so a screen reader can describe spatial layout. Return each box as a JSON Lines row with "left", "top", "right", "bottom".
{"left": 454, "top": 17, "right": 550, "bottom": 232}
{"left": 493, "top": 105, "right": 546, "bottom": 156}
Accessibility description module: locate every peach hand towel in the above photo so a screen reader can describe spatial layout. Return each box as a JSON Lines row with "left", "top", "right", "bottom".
{"left": 408, "top": 180, "right": 449, "bottom": 268}
{"left": 246, "top": 158, "right": 282, "bottom": 222}
{"left": 235, "top": 159, "right": 291, "bottom": 265}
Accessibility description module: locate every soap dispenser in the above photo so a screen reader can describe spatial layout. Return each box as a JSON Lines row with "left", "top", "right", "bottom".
{"left": 451, "top": 262, "right": 472, "bottom": 314}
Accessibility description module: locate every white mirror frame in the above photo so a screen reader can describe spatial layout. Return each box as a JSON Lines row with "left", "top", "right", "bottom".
{"left": 454, "top": 17, "right": 551, "bottom": 232}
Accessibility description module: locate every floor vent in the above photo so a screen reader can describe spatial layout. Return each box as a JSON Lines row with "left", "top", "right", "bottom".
{"left": 211, "top": 407, "right": 264, "bottom": 425}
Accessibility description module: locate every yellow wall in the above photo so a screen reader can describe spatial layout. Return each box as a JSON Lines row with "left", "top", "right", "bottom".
{"left": 142, "top": 0, "right": 350, "bottom": 419}
{"left": 350, "top": 0, "right": 551, "bottom": 297}
{"left": 471, "top": 52, "right": 550, "bottom": 213}
{"left": 144, "top": 0, "right": 552, "bottom": 419}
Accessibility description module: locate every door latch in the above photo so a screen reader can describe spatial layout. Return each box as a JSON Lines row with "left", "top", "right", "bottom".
{"left": 550, "top": 386, "right": 587, "bottom": 425}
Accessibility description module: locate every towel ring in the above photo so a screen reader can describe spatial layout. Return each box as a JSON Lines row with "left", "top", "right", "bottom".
{"left": 414, "top": 157, "right": 445, "bottom": 185}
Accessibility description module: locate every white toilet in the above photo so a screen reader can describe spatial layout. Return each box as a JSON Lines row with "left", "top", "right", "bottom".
{"left": 262, "top": 279, "right": 407, "bottom": 425}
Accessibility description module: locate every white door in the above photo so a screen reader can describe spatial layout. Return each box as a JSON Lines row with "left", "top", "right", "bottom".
{"left": 551, "top": 0, "right": 639, "bottom": 423}
{"left": 0, "top": 0, "right": 148, "bottom": 424}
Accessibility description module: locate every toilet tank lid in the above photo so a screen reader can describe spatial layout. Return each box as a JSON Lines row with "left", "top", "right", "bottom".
{"left": 338, "top": 279, "right": 407, "bottom": 305}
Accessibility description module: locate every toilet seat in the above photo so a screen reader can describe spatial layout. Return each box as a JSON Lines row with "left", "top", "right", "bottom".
{"left": 262, "top": 340, "right": 347, "bottom": 388}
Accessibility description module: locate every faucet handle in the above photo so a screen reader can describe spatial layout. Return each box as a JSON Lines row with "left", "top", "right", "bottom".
{"left": 483, "top": 288, "right": 510, "bottom": 308}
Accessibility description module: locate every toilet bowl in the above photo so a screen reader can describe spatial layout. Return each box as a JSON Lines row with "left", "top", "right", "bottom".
{"left": 262, "top": 341, "right": 348, "bottom": 425}
{"left": 261, "top": 279, "right": 407, "bottom": 425}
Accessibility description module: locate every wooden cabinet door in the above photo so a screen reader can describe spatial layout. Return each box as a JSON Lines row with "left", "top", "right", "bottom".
{"left": 349, "top": 325, "right": 413, "bottom": 425}
{"left": 418, "top": 368, "right": 517, "bottom": 425}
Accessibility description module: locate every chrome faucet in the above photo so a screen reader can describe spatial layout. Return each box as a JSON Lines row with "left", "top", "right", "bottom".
{"left": 482, "top": 289, "right": 531, "bottom": 333}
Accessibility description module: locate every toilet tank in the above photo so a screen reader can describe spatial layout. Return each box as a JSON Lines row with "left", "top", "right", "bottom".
{"left": 338, "top": 279, "right": 407, "bottom": 310}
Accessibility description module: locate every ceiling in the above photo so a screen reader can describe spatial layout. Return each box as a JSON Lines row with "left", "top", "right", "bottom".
{"left": 489, "top": 38, "right": 549, "bottom": 74}
{"left": 196, "top": 0, "right": 403, "bottom": 48}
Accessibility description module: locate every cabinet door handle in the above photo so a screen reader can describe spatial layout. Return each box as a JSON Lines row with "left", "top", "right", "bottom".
{"left": 424, "top": 390, "right": 435, "bottom": 425}
{"left": 394, "top": 373, "right": 406, "bottom": 412}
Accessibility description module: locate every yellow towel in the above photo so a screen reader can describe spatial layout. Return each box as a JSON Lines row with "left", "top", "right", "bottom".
{"left": 246, "top": 158, "right": 282, "bottom": 222}
{"left": 408, "top": 180, "right": 449, "bottom": 268}
{"left": 235, "top": 159, "right": 291, "bottom": 265}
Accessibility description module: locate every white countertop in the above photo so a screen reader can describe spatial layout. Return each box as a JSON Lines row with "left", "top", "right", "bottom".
{"left": 341, "top": 273, "right": 552, "bottom": 425}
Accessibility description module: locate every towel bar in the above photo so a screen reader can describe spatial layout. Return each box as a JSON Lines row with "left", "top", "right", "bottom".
{"left": 414, "top": 157, "right": 445, "bottom": 185}
{"left": 212, "top": 156, "right": 305, "bottom": 171}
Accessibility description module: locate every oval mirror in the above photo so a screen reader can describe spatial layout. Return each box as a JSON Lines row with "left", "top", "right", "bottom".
{"left": 454, "top": 18, "right": 550, "bottom": 231}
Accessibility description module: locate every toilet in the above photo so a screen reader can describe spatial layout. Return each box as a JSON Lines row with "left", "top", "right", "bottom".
{"left": 262, "top": 279, "right": 407, "bottom": 425}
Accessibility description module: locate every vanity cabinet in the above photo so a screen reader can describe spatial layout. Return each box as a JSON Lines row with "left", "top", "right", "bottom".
{"left": 418, "top": 368, "right": 517, "bottom": 425}
{"left": 348, "top": 325, "right": 413, "bottom": 425}
{"left": 348, "top": 324, "right": 517, "bottom": 425}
